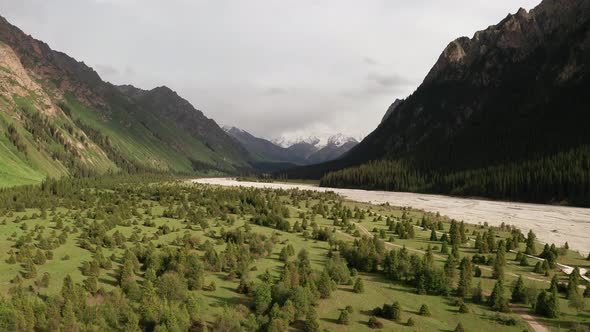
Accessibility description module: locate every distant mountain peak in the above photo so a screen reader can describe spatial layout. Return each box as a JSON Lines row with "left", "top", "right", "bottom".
{"left": 222, "top": 125, "right": 246, "bottom": 135}
{"left": 272, "top": 133, "right": 357, "bottom": 149}
{"left": 327, "top": 133, "right": 359, "bottom": 147}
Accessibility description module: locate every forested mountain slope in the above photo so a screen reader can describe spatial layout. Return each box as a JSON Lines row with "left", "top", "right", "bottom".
{"left": 282, "top": 0, "right": 590, "bottom": 206}
{"left": 0, "top": 16, "right": 251, "bottom": 186}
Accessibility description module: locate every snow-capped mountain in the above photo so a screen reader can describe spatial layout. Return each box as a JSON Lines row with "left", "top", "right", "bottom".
{"left": 271, "top": 133, "right": 358, "bottom": 150}
{"left": 223, "top": 126, "right": 360, "bottom": 167}
{"left": 326, "top": 133, "right": 359, "bottom": 148}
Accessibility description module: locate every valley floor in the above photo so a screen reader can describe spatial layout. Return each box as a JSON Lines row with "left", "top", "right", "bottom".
{"left": 194, "top": 178, "right": 590, "bottom": 256}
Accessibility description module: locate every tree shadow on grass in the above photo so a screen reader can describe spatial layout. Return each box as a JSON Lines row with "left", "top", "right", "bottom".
{"left": 536, "top": 317, "right": 587, "bottom": 331}
{"left": 221, "top": 285, "right": 239, "bottom": 294}
{"left": 338, "top": 287, "right": 356, "bottom": 293}
{"left": 203, "top": 293, "right": 245, "bottom": 308}
{"left": 320, "top": 317, "right": 340, "bottom": 324}
{"left": 98, "top": 276, "right": 118, "bottom": 287}
{"left": 359, "top": 309, "right": 377, "bottom": 317}
{"left": 386, "top": 283, "right": 418, "bottom": 295}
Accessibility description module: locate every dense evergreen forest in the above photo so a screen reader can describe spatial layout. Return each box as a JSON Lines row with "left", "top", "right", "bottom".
{"left": 319, "top": 146, "right": 590, "bottom": 206}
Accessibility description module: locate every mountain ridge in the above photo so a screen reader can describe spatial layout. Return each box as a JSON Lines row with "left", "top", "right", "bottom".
{"left": 0, "top": 15, "right": 251, "bottom": 185}
{"left": 280, "top": 0, "right": 590, "bottom": 206}
{"left": 223, "top": 126, "right": 358, "bottom": 166}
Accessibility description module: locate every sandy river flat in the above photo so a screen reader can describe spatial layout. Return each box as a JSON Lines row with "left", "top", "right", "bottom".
{"left": 193, "top": 178, "right": 590, "bottom": 256}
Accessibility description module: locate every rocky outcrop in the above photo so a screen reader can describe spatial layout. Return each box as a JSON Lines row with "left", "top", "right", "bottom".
{"left": 0, "top": 16, "right": 105, "bottom": 106}
{"left": 381, "top": 98, "right": 403, "bottom": 123}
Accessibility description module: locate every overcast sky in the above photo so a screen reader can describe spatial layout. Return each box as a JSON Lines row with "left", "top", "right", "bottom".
{"left": 1, "top": 0, "right": 541, "bottom": 140}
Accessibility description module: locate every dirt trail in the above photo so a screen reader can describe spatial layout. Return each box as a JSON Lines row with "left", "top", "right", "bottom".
{"left": 195, "top": 178, "right": 579, "bottom": 332}
{"left": 339, "top": 222, "right": 549, "bottom": 332}
{"left": 510, "top": 305, "right": 550, "bottom": 332}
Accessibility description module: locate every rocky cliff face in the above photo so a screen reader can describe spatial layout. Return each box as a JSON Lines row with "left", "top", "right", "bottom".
{"left": 346, "top": 0, "right": 590, "bottom": 169}
{"left": 0, "top": 16, "right": 104, "bottom": 106}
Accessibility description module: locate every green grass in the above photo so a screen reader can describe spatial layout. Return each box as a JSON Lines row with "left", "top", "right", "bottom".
{"left": 64, "top": 94, "right": 240, "bottom": 173}
{"left": 0, "top": 182, "right": 587, "bottom": 330}
{"left": 318, "top": 273, "right": 527, "bottom": 332}
{"left": 0, "top": 65, "right": 13, "bottom": 74}
{"left": 0, "top": 111, "right": 67, "bottom": 186}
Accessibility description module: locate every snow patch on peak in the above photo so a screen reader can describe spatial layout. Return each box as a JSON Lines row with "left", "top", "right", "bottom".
{"left": 272, "top": 133, "right": 358, "bottom": 149}
{"left": 327, "top": 133, "right": 358, "bottom": 147}
{"left": 221, "top": 125, "right": 245, "bottom": 134}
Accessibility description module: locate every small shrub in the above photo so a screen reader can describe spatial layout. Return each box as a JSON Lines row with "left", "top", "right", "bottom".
{"left": 459, "top": 303, "right": 470, "bottom": 313}
{"left": 368, "top": 316, "right": 383, "bottom": 329}
{"left": 337, "top": 310, "right": 350, "bottom": 325}
{"left": 419, "top": 304, "right": 431, "bottom": 316}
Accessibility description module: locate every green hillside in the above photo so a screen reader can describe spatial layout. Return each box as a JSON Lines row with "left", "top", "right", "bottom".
{"left": 0, "top": 16, "right": 252, "bottom": 187}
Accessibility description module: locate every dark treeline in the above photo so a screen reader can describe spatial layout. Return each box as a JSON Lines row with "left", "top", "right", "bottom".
{"left": 319, "top": 146, "right": 590, "bottom": 207}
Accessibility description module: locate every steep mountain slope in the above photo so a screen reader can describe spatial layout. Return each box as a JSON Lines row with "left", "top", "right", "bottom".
{"left": 380, "top": 98, "right": 403, "bottom": 124}
{"left": 0, "top": 16, "right": 250, "bottom": 185}
{"left": 283, "top": 0, "right": 590, "bottom": 206}
{"left": 222, "top": 126, "right": 297, "bottom": 163}
{"left": 0, "top": 37, "right": 115, "bottom": 186}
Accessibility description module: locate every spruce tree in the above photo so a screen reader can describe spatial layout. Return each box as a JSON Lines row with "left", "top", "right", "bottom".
{"left": 419, "top": 304, "right": 431, "bottom": 316}
{"left": 546, "top": 288, "right": 560, "bottom": 318}
{"left": 456, "top": 258, "right": 472, "bottom": 298}
{"left": 430, "top": 228, "right": 438, "bottom": 241}
{"left": 567, "top": 267, "right": 580, "bottom": 299}
{"left": 337, "top": 310, "right": 350, "bottom": 325}
{"left": 489, "top": 279, "right": 509, "bottom": 312}
{"left": 304, "top": 307, "right": 320, "bottom": 332}
{"left": 511, "top": 275, "right": 527, "bottom": 303}
{"left": 525, "top": 230, "right": 536, "bottom": 255}
{"left": 473, "top": 281, "right": 484, "bottom": 304}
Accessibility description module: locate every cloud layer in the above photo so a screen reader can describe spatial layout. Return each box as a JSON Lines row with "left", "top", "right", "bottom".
{"left": 0, "top": 0, "right": 541, "bottom": 139}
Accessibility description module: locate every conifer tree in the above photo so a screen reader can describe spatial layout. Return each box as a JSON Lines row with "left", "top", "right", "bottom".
{"left": 353, "top": 277, "right": 365, "bottom": 293}
{"left": 489, "top": 279, "right": 509, "bottom": 312}
{"left": 511, "top": 275, "right": 527, "bottom": 303}
{"left": 525, "top": 230, "right": 536, "bottom": 255}
{"left": 456, "top": 258, "right": 472, "bottom": 298}
{"left": 304, "top": 307, "right": 320, "bottom": 332}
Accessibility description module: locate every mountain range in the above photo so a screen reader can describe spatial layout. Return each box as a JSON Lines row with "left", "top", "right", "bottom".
{"left": 0, "top": 14, "right": 258, "bottom": 186}
{"left": 1, "top": 0, "right": 589, "bottom": 206}
{"left": 282, "top": 0, "right": 590, "bottom": 206}
{"left": 223, "top": 126, "right": 358, "bottom": 167}
{"left": 0, "top": 13, "right": 358, "bottom": 186}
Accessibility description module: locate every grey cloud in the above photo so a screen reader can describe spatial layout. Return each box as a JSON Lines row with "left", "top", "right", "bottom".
{"left": 95, "top": 64, "right": 119, "bottom": 77}
{"left": 0, "top": 0, "right": 543, "bottom": 139}
{"left": 363, "top": 56, "right": 378, "bottom": 65}
{"left": 263, "top": 87, "right": 289, "bottom": 95}
{"left": 367, "top": 72, "right": 412, "bottom": 88}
